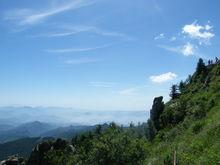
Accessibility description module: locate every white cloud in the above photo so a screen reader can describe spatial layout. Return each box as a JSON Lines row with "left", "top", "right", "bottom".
{"left": 154, "top": 33, "right": 165, "bottom": 40}
{"left": 205, "top": 24, "right": 212, "bottom": 30}
{"left": 182, "top": 21, "right": 214, "bottom": 45}
{"left": 150, "top": 72, "right": 177, "bottom": 83}
{"left": 156, "top": 21, "right": 213, "bottom": 59}
{"left": 4, "top": 0, "right": 97, "bottom": 25}
{"left": 65, "top": 58, "right": 100, "bottom": 64}
{"left": 182, "top": 43, "right": 194, "bottom": 56}
{"left": 89, "top": 82, "right": 117, "bottom": 88}
{"left": 160, "top": 42, "right": 195, "bottom": 56}
{"left": 46, "top": 43, "right": 113, "bottom": 53}
{"left": 170, "top": 36, "right": 176, "bottom": 42}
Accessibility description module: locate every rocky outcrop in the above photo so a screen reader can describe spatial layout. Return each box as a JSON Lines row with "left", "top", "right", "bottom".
{"left": 27, "top": 138, "right": 70, "bottom": 165}
{"left": 0, "top": 155, "right": 25, "bottom": 165}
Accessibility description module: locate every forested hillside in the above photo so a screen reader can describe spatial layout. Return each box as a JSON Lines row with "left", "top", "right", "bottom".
{"left": 21, "top": 57, "right": 220, "bottom": 165}
{"left": 0, "top": 137, "right": 41, "bottom": 161}
{"left": 1, "top": 58, "right": 219, "bottom": 165}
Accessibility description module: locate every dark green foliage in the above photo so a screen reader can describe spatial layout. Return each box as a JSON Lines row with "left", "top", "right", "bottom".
{"left": 95, "top": 124, "right": 102, "bottom": 135}
{"left": 53, "top": 138, "right": 68, "bottom": 150}
{"left": 193, "top": 104, "right": 206, "bottom": 119}
{"left": 27, "top": 139, "right": 69, "bottom": 165}
{"left": 160, "top": 99, "right": 186, "bottom": 128}
{"left": 186, "top": 74, "right": 192, "bottom": 84}
{"left": 146, "top": 119, "right": 156, "bottom": 141}
{"left": 192, "top": 121, "right": 204, "bottom": 134}
{"left": 196, "top": 58, "right": 206, "bottom": 76}
{"left": 0, "top": 137, "right": 41, "bottom": 161}
{"left": 46, "top": 124, "right": 149, "bottom": 165}
{"left": 170, "top": 85, "right": 179, "bottom": 100}
{"left": 179, "top": 81, "right": 185, "bottom": 93}
{"left": 163, "top": 153, "right": 173, "bottom": 165}
{"left": 194, "top": 58, "right": 208, "bottom": 84}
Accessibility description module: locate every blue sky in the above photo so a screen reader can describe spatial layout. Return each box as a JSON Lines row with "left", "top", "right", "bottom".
{"left": 0, "top": 0, "right": 219, "bottom": 111}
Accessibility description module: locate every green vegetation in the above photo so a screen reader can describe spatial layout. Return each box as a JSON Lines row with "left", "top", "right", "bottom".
{"left": 0, "top": 137, "right": 40, "bottom": 160}
{"left": 23, "top": 58, "right": 220, "bottom": 164}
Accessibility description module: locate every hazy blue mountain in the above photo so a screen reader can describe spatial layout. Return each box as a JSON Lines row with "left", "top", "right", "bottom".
{"left": 0, "top": 106, "right": 147, "bottom": 143}
{"left": 0, "top": 121, "right": 56, "bottom": 143}
{"left": 0, "top": 124, "right": 97, "bottom": 160}
{"left": 41, "top": 125, "right": 96, "bottom": 139}
{"left": 0, "top": 124, "right": 14, "bottom": 132}
{"left": 0, "top": 137, "right": 56, "bottom": 161}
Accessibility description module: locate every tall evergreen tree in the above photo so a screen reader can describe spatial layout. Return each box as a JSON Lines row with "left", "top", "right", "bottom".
{"left": 95, "top": 125, "right": 102, "bottom": 135}
{"left": 170, "top": 85, "right": 179, "bottom": 100}
{"left": 186, "top": 74, "right": 192, "bottom": 84}
{"left": 179, "top": 81, "right": 185, "bottom": 93}
{"left": 196, "top": 58, "right": 206, "bottom": 75}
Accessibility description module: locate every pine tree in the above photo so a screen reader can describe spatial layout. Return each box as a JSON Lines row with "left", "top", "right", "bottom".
{"left": 186, "top": 74, "right": 192, "bottom": 84}
{"left": 179, "top": 81, "right": 185, "bottom": 93}
{"left": 95, "top": 125, "right": 102, "bottom": 135}
{"left": 170, "top": 85, "right": 179, "bottom": 100}
{"left": 196, "top": 58, "right": 206, "bottom": 75}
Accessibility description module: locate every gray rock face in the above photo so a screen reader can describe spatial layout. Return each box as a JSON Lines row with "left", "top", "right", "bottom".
{"left": 0, "top": 155, "right": 25, "bottom": 165}
{"left": 27, "top": 138, "right": 69, "bottom": 165}
{"left": 66, "top": 145, "right": 75, "bottom": 153}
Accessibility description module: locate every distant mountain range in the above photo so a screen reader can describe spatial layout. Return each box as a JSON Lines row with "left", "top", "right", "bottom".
{"left": 0, "top": 121, "right": 55, "bottom": 143}
{"left": 0, "top": 137, "right": 41, "bottom": 160}
{"left": 41, "top": 125, "right": 96, "bottom": 139}
{"left": 0, "top": 106, "right": 147, "bottom": 160}
{"left": 0, "top": 121, "right": 98, "bottom": 160}
{"left": 0, "top": 106, "right": 147, "bottom": 126}
{"left": 0, "top": 121, "right": 98, "bottom": 143}
{"left": 0, "top": 124, "right": 14, "bottom": 132}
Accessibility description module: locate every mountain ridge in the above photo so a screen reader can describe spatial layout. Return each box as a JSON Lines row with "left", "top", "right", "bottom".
{"left": 25, "top": 57, "right": 220, "bottom": 165}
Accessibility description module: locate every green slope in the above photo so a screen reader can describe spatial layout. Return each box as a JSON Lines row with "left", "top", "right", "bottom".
{"left": 25, "top": 59, "right": 220, "bottom": 165}
{"left": 146, "top": 99, "right": 220, "bottom": 164}
{"left": 0, "top": 137, "right": 40, "bottom": 160}
{"left": 145, "top": 60, "right": 220, "bottom": 164}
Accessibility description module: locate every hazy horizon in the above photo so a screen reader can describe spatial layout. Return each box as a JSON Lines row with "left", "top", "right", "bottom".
{"left": 0, "top": 106, "right": 148, "bottom": 126}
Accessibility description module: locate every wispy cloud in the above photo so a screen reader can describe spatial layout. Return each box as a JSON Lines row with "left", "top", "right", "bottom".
{"left": 30, "top": 25, "right": 133, "bottom": 41}
{"left": 46, "top": 43, "right": 113, "bottom": 53}
{"left": 119, "top": 87, "right": 139, "bottom": 96}
{"left": 170, "top": 36, "right": 176, "bottom": 42}
{"left": 44, "top": 26, "right": 96, "bottom": 37}
{"left": 65, "top": 58, "right": 101, "bottom": 64}
{"left": 118, "top": 85, "right": 151, "bottom": 96}
{"left": 161, "top": 44, "right": 211, "bottom": 59}
{"left": 4, "top": 0, "right": 97, "bottom": 25}
{"left": 150, "top": 72, "right": 177, "bottom": 83}
{"left": 159, "top": 43, "right": 196, "bottom": 57}
{"left": 182, "top": 21, "right": 215, "bottom": 45}
{"left": 154, "top": 33, "right": 165, "bottom": 40}
{"left": 89, "top": 82, "right": 117, "bottom": 88}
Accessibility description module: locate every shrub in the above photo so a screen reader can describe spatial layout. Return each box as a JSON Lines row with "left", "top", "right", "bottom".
{"left": 192, "top": 121, "right": 205, "bottom": 134}
{"left": 163, "top": 153, "right": 173, "bottom": 165}
{"left": 193, "top": 105, "right": 206, "bottom": 119}
{"left": 206, "top": 99, "right": 215, "bottom": 110}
